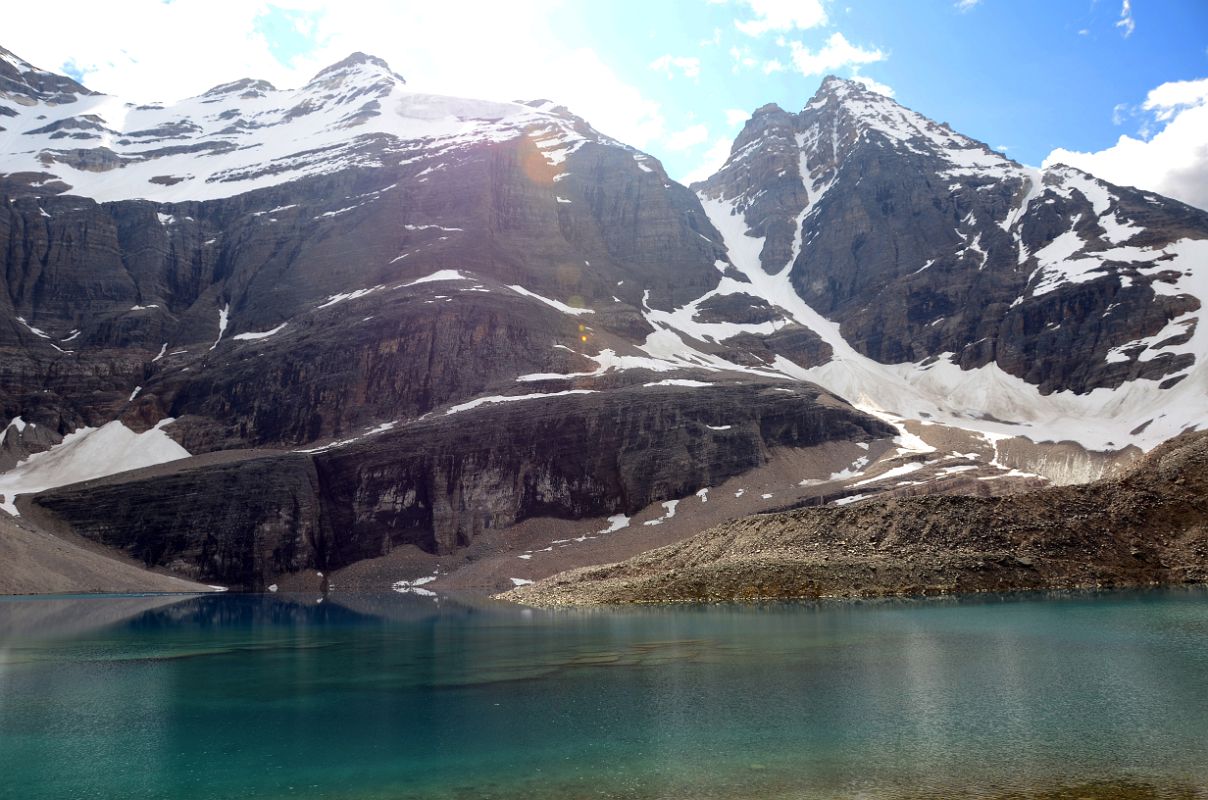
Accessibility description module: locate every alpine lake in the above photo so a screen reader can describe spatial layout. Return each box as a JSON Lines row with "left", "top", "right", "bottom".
{"left": 2, "top": 588, "right": 1207, "bottom": 800}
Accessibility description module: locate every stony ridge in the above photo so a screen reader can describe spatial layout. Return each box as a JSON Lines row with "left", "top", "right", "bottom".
{"left": 505, "top": 429, "right": 1208, "bottom": 606}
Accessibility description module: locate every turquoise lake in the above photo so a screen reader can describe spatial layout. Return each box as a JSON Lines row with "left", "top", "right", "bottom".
{"left": 1, "top": 589, "right": 1207, "bottom": 799}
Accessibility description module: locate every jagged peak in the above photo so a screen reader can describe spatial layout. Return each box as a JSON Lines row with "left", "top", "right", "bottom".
{"left": 0, "top": 45, "right": 63, "bottom": 81}
{"left": 719, "top": 102, "right": 799, "bottom": 165}
{"left": 307, "top": 52, "right": 406, "bottom": 86}
{"left": 703, "top": 70, "right": 1021, "bottom": 197}
{"left": 799, "top": 73, "right": 1015, "bottom": 174}
{"left": 818, "top": 74, "right": 858, "bottom": 91}
{"left": 518, "top": 98, "right": 588, "bottom": 127}
{"left": 752, "top": 102, "right": 786, "bottom": 117}
{"left": 519, "top": 98, "right": 581, "bottom": 118}
{"left": 813, "top": 74, "right": 878, "bottom": 100}
{"left": 1044, "top": 162, "right": 1097, "bottom": 182}
{"left": 202, "top": 77, "right": 277, "bottom": 97}
{"left": 0, "top": 43, "right": 96, "bottom": 101}
{"left": 0, "top": 45, "right": 35, "bottom": 73}
{"left": 806, "top": 74, "right": 881, "bottom": 111}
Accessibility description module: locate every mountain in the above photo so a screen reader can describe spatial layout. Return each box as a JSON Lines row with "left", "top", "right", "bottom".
{"left": 1, "top": 48, "right": 1205, "bottom": 592}
{"left": 693, "top": 76, "right": 1208, "bottom": 452}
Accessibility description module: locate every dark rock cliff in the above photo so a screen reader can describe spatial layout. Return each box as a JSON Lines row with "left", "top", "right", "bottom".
{"left": 32, "top": 383, "right": 893, "bottom": 588}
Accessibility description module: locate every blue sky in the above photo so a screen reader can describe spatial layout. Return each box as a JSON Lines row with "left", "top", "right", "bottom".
{"left": 558, "top": 0, "right": 1208, "bottom": 170}
{"left": 6, "top": 1, "right": 1208, "bottom": 205}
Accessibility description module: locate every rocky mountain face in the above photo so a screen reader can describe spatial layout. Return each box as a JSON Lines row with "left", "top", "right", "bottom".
{"left": 694, "top": 77, "right": 1208, "bottom": 451}
{"left": 1, "top": 45, "right": 722, "bottom": 448}
{"left": 701, "top": 78, "right": 1206, "bottom": 395}
{"left": 1, "top": 47, "right": 1205, "bottom": 590}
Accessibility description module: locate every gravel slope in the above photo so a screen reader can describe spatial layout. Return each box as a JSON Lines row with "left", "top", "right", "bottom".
{"left": 0, "top": 513, "right": 211, "bottom": 595}
{"left": 505, "top": 431, "right": 1208, "bottom": 607}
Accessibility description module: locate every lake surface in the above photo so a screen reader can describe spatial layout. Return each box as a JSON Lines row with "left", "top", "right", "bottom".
{"left": 1, "top": 589, "right": 1207, "bottom": 800}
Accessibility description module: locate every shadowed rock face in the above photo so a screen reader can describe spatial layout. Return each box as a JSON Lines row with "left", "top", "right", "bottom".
{"left": 2, "top": 135, "right": 726, "bottom": 446}
{"left": 32, "top": 383, "right": 894, "bottom": 589}
{"left": 505, "top": 429, "right": 1208, "bottom": 607}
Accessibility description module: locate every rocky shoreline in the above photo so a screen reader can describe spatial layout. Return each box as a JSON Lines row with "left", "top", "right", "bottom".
{"left": 504, "top": 431, "right": 1208, "bottom": 607}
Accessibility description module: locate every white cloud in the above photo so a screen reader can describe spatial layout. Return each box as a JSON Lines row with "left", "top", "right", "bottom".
{"left": 850, "top": 73, "right": 894, "bottom": 97}
{"left": 700, "top": 28, "right": 723, "bottom": 47}
{"left": 725, "top": 108, "right": 751, "bottom": 127}
{"left": 955, "top": 0, "right": 981, "bottom": 11}
{"left": 729, "top": 45, "right": 759, "bottom": 72}
{"left": 665, "top": 124, "right": 711, "bottom": 152}
{"left": 680, "top": 137, "right": 735, "bottom": 184}
{"left": 788, "top": 32, "right": 885, "bottom": 76}
{"left": 1044, "top": 77, "right": 1208, "bottom": 211}
{"left": 762, "top": 59, "right": 786, "bottom": 74}
{"left": 1143, "top": 78, "right": 1208, "bottom": 119}
{"left": 649, "top": 54, "right": 702, "bottom": 80}
{"left": 3, "top": 2, "right": 290, "bottom": 102}
{"left": 1116, "top": 0, "right": 1136, "bottom": 37}
{"left": 734, "top": 0, "right": 828, "bottom": 37}
{"left": 1, "top": 0, "right": 667, "bottom": 149}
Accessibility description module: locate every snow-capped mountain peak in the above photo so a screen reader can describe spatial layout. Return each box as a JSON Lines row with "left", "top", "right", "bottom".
{"left": 0, "top": 45, "right": 617, "bottom": 203}
{"left": 811, "top": 73, "right": 1016, "bottom": 182}
{"left": 687, "top": 75, "right": 1208, "bottom": 455}
{"left": 200, "top": 77, "right": 278, "bottom": 100}
{"left": 307, "top": 52, "right": 407, "bottom": 87}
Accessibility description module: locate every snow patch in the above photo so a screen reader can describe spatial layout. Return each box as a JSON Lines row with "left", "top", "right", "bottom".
{"left": 318, "top": 286, "right": 384, "bottom": 308}
{"left": 507, "top": 285, "right": 593, "bottom": 315}
{"left": 642, "top": 499, "right": 680, "bottom": 527}
{"left": 209, "top": 304, "right": 230, "bottom": 351}
{"left": 0, "top": 419, "right": 189, "bottom": 516}
{"left": 854, "top": 461, "right": 925, "bottom": 486}
{"left": 644, "top": 379, "right": 713, "bottom": 388}
{"left": 598, "top": 514, "right": 630, "bottom": 534}
{"left": 15, "top": 317, "right": 51, "bottom": 339}
{"left": 404, "top": 223, "right": 463, "bottom": 232}
{"left": 401, "top": 270, "right": 471, "bottom": 288}
{"left": 232, "top": 322, "right": 287, "bottom": 341}
{"left": 445, "top": 390, "right": 597, "bottom": 416}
